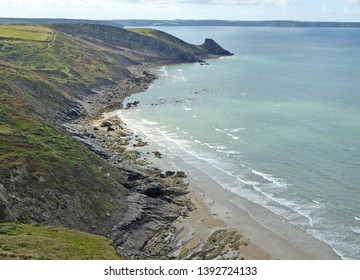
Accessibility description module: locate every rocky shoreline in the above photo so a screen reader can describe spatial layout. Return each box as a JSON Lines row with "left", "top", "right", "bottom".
{"left": 64, "top": 67, "right": 189, "bottom": 259}
{"left": 63, "top": 62, "right": 268, "bottom": 260}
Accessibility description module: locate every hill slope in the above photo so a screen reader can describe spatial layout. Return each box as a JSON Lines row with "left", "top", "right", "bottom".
{"left": 0, "top": 223, "right": 122, "bottom": 260}
{"left": 0, "top": 24, "right": 232, "bottom": 259}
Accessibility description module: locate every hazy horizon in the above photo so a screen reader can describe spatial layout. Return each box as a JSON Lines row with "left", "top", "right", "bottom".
{"left": 1, "top": 0, "right": 359, "bottom": 22}
{"left": 1, "top": 17, "right": 359, "bottom": 23}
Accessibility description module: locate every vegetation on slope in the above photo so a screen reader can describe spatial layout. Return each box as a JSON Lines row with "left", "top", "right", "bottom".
{"left": 0, "top": 23, "right": 230, "bottom": 259}
{"left": 0, "top": 223, "right": 121, "bottom": 260}
{"left": 0, "top": 24, "right": 153, "bottom": 233}
{"left": 0, "top": 25, "right": 131, "bottom": 89}
{"left": 53, "top": 24, "right": 208, "bottom": 63}
{"left": 0, "top": 62, "right": 128, "bottom": 234}
{"left": 0, "top": 25, "right": 54, "bottom": 41}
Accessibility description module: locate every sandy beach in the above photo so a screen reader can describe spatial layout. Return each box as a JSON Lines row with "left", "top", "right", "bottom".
{"left": 114, "top": 109, "right": 340, "bottom": 260}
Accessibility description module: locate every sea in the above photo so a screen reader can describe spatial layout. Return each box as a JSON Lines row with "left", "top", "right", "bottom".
{"left": 120, "top": 26, "right": 360, "bottom": 259}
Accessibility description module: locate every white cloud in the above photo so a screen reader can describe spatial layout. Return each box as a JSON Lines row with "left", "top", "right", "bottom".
{"left": 0, "top": 0, "right": 291, "bottom": 8}
{"left": 2, "top": 0, "right": 357, "bottom": 21}
{"left": 212, "top": 0, "right": 290, "bottom": 5}
{"left": 131, "top": 0, "right": 292, "bottom": 5}
{"left": 321, "top": 5, "right": 333, "bottom": 15}
{"left": 344, "top": 6, "right": 360, "bottom": 13}
{"left": 343, "top": 0, "right": 359, "bottom": 4}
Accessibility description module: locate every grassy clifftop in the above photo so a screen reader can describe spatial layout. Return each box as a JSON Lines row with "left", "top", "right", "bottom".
{"left": 0, "top": 25, "right": 131, "bottom": 89}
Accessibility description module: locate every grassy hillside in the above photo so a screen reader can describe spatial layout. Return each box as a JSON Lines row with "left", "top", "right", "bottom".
{"left": 0, "top": 26, "right": 131, "bottom": 89}
{"left": 0, "top": 25, "right": 54, "bottom": 41}
{"left": 0, "top": 24, "right": 165, "bottom": 233}
{"left": 127, "top": 28, "right": 205, "bottom": 55}
{"left": 0, "top": 223, "right": 121, "bottom": 260}
{"left": 0, "top": 24, "right": 226, "bottom": 259}
{"left": 53, "top": 24, "right": 208, "bottom": 63}
{"left": 0, "top": 63, "right": 129, "bottom": 234}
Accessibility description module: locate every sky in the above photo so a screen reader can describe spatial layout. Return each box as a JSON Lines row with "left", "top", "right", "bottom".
{"left": 0, "top": 0, "right": 360, "bottom": 22}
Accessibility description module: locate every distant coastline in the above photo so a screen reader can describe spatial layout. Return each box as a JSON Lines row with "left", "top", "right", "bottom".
{"left": 1, "top": 17, "right": 360, "bottom": 28}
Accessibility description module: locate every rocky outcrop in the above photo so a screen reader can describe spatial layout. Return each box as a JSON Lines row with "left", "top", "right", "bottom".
{"left": 109, "top": 182, "right": 192, "bottom": 260}
{"left": 0, "top": 183, "right": 15, "bottom": 222}
{"left": 201, "top": 38, "right": 233, "bottom": 56}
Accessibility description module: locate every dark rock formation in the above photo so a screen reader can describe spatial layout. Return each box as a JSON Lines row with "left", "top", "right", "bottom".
{"left": 143, "top": 183, "right": 169, "bottom": 198}
{"left": 201, "top": 38, "right": 233, "bottom": 56}
{"left": 100, "top": 121, "right": 113, "bottom": 128}
{"left": 108, "top": 192, "right": 190, "bottom": 259}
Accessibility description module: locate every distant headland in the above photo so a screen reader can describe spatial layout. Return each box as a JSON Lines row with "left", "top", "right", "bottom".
{"left": 1, "top": 18, "right": 360, "bottom": 28}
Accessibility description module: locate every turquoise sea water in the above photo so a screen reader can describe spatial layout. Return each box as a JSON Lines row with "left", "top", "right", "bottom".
{"left": 122, "top": 27, "right": 360, "bottom": 259}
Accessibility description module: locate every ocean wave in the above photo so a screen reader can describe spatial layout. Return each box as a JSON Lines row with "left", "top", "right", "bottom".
{"left": 354, "top": 217, "right": 360, "bottom": 221}
{"left": 236, "top": 177, "right": 259, "bottom": 186}
{"left": 253, "top": 186, "right": 315, "bottom": 226}
{"left": 171, "top": 69, "right": 187, "bottom": 83}
{"left": 203, "top": 142, "right": 225, "bottom": 150}
{"left": 214, "top": 127, "right": 240, "bottom": 141}
{"left": 219, "top": 150, "right": 242, "bottom": 155}
{"left": 201, "top": 142, "right": 241, "bottom": 156}
{"left": 184, "top": 107, "right": 192, "bottom": 111}
{"left": 144, "top": 131, "right": 257, "bottom": 189}
{"left": 231, "top": 128, "right": 246, "bottom": 132}
{"left": 351, "top": 227, "right": 360, "bottom": 235}
{"left": 141, "top": 119, "right": 159, "bottom": 126}
{"left": 158, "top": 66, "right": 169, "bottom": 77}
{"left": 251, "top": 169, "right": 288, "bottom": 188}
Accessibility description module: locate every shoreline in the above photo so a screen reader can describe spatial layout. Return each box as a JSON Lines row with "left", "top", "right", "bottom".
{"left": 118, "top": 110, "right": 340, "bottom": 260}
{"left": 67, "top": 63, "right": 340, "bottom": 260}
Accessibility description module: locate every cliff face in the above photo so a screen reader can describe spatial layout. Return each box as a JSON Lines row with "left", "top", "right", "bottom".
{"left": 0, "top": 23, "right": 232, "bottom": 259}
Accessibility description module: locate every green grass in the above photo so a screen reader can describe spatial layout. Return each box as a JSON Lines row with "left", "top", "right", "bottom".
{"left": 0, "top": 26, "right": 129, "bottom": 85}
{"left": 127, "top": 28, "right": 156, "bottom": 37}
{"left": 0, "top": 223, "right": 122, "bottom": 260}
{"left": 0, "top": 74, "right": 128, "bottom": 224}
{"left": 0, "top": 25, "right": 53, "bottom": 42}
{"left": 127, "top": 27, "right": 205, "bottom": 57}
{"left": 0, "top": 100, "right": 127, "bottom": 214}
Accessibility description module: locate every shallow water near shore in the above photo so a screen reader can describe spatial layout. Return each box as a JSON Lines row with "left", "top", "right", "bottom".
{"left": 121, "top": 27, "right": 360, "bottom": 259}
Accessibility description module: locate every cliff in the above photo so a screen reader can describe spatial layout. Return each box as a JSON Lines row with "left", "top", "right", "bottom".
{"left": 0, "top": 24, "right": 232, "bottom": 259}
